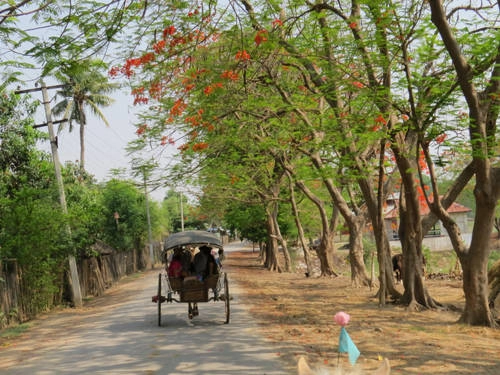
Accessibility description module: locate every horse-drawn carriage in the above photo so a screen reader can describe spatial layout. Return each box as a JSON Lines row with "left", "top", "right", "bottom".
{"left": 153, "top": 230, "right": 230, "bottom": 326}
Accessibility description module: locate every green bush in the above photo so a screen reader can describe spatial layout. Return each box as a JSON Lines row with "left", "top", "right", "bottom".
{"left": 0, "top": 186, "right": 71, "bottom": 314}
{"left": 100, "top": 179, "right": 148, "bottom": 251}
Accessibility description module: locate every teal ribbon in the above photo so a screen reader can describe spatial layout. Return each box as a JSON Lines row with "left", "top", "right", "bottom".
{"left": 338, "top": 326, "right": 360, "bottom": 365}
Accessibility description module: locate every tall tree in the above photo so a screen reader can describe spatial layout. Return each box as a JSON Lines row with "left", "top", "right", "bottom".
{"left": 427, "top": 0, "right": 500, "bottom": 326}
{"left": 52, "top": 60, "right": 119, "bottom": 171}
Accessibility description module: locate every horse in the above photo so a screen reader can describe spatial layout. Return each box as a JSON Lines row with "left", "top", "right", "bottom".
{"left": 392, "top": 254, "right": 403, "bottom": 283}
{"left": 392, "top": 253, "right": 427, "bottom": 283}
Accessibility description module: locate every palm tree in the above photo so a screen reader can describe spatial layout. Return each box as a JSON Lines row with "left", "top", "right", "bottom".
{"left": 52, "top": 59, "right": 120, "bottom": 171}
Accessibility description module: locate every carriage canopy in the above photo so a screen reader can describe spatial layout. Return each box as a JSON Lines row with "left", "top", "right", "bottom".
{"left": 164, "top": 230, "right": 223, "bottom": 251}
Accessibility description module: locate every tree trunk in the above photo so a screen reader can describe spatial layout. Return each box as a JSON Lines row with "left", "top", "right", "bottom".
{"left": 460, "top": 253, "right": 496, "bottom": 326}
{"left": 78, "top": 101, "right": 86, "bottom": 171}
{"left": 315, "top": 233, "right": 338, "bottom": 277}
{"left": 393, "top": 153, "right": 439, "bottom": 310}
{"left": 399, "top": 227, "right": 438, "bottom": 309}
{"left": 79, "top": 122, "right": 85, "bottom": 171}
{"left": 347, "top": 216, "right": 371, "bottom": 287}
{"left": 311, "top": 153, "right": 369, "bottom": 281}
{"left": 286, "top": 171, "right": 313, "bottom": 276}
{"left": 273, "top": 209, "right": 292, "bottom": 272}
{"left": 295, "top": 180, "right": 337, "bottom": 276}
{"left": 458, "top": 187, "right": 498, "bottom": 326}
{"left": 264, "top": 206, "right": 282, "bottom": 272}
{"left": 356, "top": 160, "right": 401, "bottom": 299}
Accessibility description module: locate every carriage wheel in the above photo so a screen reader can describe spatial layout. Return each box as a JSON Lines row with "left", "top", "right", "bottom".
{"left": 224, "top": 273, "right": 230, "bottom": 324}
{"left": 157, "top": 273, "right": 162, "bottom": 327}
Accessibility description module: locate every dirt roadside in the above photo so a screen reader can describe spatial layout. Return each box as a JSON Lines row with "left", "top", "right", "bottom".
{"left": 225, "top": 248, "right": 500, "bottom": 375}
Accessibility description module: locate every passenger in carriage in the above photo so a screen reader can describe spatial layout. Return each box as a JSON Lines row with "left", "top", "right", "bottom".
{"left": 193, "top": 245, "right": 218, "bottom": 281}
{"left": 180, "top": 246, "right": 195, "bottom": 275}
{"left": 167, "top": 249, "right": 184, "bottom": 278}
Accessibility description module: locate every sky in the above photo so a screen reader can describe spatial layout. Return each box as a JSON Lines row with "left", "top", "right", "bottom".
{"left": 35, "top": 87, "right": 169, "bottom": 201}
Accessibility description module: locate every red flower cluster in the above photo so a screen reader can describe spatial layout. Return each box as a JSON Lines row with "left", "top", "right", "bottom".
{"left": 111, "top": 52, "right": 156, "bottom": 78}
{"left": 192, "top": 142, "right": 209, "bottom": 151}
{"left": 187, "top": 7, "right": 200, "bottom": 17}
{"left": 221, "top": 70, "right": 239, "bottom": 81}
{"left": 131, "top": 87, "right": 148, "bottom": 105}
{"left": 160, "top": 136, "right": 175, "bottom": 146}
{"left": 163, "top": 26, "right": 176, "bottom": 38}
{"left": 235, "top": 50, "right": 251, "bottom": 61}
{"left": 272, "top": 19, "right": 283, "bottom": 28}
{"left": 203, "top": 82, "right": 223, "bottom": 95}
{"left": 375, "top": 114, "right": 387, "bottom": 125}
{"left": 108, "top": 66, "right": 120, "bottom": 77}
{"left": 203, "top": 86, "right": 214, "bottom": 95}
{"left": 153, "top": 40, "right": 166, "bottom": 54}
{"left": 136, "top": 124, "right": 148, "bottom": 135}
{"left": 230, "top": 174, "right": 239, "bottom": 185}
{"left": 418, "top": 151, "right": 429, "bottom": 173}
{"left": 435, "top": 133, "right": 447, "bottom": 144}
{"left": 255, "top": 30, "right": 268, "bottom": 46}
{"left": 149, "top": 82, "right": 163, "bottom": 100}
{"left": 170, "top": 99, "right": 187, "bottom": 117}
{"left": 178, "top": 144, "right": 189, "bottom": 152}
{"left": 133, "top": 96, "right": 148, "bottom": 105}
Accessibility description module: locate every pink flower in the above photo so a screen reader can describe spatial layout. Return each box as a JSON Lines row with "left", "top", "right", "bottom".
{"left": 334, "top": 311, "right": 350, "bottom": 326}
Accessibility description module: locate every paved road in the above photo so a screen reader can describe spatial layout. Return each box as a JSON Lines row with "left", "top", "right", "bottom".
{"left": 0, "top": 242, "right": 292, "bottom": 375}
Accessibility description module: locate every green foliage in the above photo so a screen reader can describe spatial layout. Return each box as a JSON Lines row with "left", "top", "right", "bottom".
{"left": 0, "top": 93, "right": 50, "bottom": 195}
{"left": 1, "top": 1, "right": 498, "bottom": 326}
{"left": 0, "top": 185, "right": 70, "bottom": 313}
{"left": 143, "top": 198, "right": 169, "bottom": 241}
{"left": 224, "top": 201, "right": 267, "bottom": 243}
{"left": 62, "top": 161, "right": 105, "bottom": 256}
{"left": 100, "top": 179, "right": 148, "bottom": 251}
{"left": 1, "top": 1, "right": 147, "bottom": 83}
{"left": 161, "top": 190, "right": 184, "bottom": 232}
{"left": 0, "top": 90, "right": 74, "bottom": 313}
{"left": 52, "top": 59, "right": 118, "bottom": 129}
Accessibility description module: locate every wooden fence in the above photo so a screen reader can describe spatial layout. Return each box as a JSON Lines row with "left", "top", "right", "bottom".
{"left": 0, "top": 242, "right": 162, "bottom": 329}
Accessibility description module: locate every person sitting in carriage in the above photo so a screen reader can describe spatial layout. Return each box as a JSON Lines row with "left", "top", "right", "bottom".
{"left": 193, "top": 245, "right": 218, "bottom": 281}
{"left": 167, "top": 250, "right": 183, "bottom": 278}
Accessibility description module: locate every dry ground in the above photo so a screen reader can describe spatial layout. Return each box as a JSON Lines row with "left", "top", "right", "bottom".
{"left": 225, "top": 247, "right": 500, "bottom": 375}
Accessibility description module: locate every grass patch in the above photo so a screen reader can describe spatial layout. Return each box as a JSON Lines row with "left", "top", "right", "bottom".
{"left": 0, "top": 323, "right": 31, "bottom": 339}
{"left": 488, "top": 249, "right": 500, "bottom": 269}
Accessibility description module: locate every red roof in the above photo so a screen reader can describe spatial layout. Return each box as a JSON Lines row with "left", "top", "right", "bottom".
{"left": 384, "top": 199, "right": 471, "bottom": 219}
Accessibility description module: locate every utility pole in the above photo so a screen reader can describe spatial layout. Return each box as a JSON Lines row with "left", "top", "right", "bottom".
{"left": 180, "top": 191, "right": 184, "bottom": 232}
{"left": 143, "top": 171, "right": 154, "bottom": 268}
{"left": 41, "top": 82, "right": 83, "bottom": 307}
{"left": 16, "top": 82, "right": 83, "bottom": 307}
